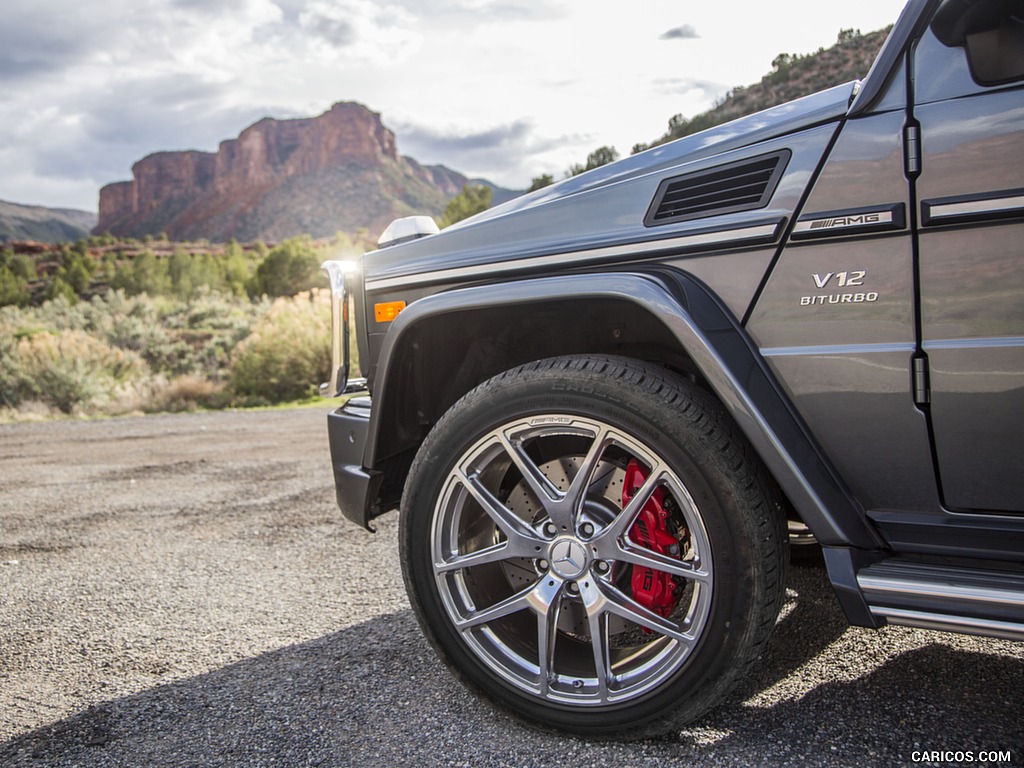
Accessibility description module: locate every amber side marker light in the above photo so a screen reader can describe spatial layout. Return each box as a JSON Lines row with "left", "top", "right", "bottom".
{"left": 375, "top": 301, "right": 407, "bottom": 323}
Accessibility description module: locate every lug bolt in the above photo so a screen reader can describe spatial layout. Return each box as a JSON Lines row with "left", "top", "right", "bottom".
{"left": 594, "top": 560, "right": 610, "bottom": 575}
{"left": 543, "top": 522, "right": 558, "bottom": 537}
{"left": 567, "top": 581, "right": 580, "bottom": 595}
{"left": 579, "top": 522, "right": 595, "bottom": 537}
{"left": 537, "top": 559, "right": 549, "bottom": 572}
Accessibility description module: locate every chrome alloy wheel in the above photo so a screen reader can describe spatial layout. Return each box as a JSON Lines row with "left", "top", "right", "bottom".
{"left": 429, "top": 414, "right": 713, "bottom": 706}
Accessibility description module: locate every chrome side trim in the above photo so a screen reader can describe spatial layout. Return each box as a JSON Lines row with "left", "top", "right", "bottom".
{"left": 922, "top": 189, "right": 1024, "bottom": 227}
{"left": 365, "top": 221, "right": 783, "bottom": 292}
{"left": 858, "top": 573, "right": 1024, "bottom": 609}
{"left": 857, "top": 562, "right": 1024, "bottom": 641}
{"left": 870, "top": 607, "right": 1024, "bottom": 642}
{"left": 922, "top": 335, "right": 1024, "bottom": 351}
{"left": 761, "top": 341, "right": 916, "bottom": 357}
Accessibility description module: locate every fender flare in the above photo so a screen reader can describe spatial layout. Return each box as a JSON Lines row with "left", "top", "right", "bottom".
{"left": 363, "top": 268, "right": 884, "bottom": 550}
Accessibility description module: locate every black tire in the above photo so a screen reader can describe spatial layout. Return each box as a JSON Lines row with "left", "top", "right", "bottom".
{"left": 400, "top": 355, "right": 786, "bottom": 738}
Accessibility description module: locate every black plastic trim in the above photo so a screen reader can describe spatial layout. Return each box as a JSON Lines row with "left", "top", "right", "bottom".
{"left": 327, "top": 398, "right": 382, "bottom": 532}
{"left": 643, "top": 151, "right": 791, "bottom": 227}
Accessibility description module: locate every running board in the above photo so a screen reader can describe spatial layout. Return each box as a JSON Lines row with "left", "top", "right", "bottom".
{"left": 857, "top": 560, "right": 1024, "bottom": 642}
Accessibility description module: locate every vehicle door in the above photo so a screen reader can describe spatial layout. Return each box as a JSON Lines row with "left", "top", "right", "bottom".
{"left": 913, "top": 0, "right": 1024, "bottom": 512}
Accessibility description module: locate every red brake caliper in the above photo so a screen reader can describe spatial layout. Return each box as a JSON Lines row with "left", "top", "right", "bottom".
{"left": 622, "top": 460, "right": 684, "bottom": 621}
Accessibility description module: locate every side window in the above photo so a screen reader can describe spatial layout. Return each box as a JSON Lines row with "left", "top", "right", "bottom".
{"left": 915, "top": 0, "right": 1024, "bottom": 103}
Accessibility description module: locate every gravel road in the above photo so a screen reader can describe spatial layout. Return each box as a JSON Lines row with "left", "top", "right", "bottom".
{"left": 0, "top": 408, "right": 1021, "bottom": 767}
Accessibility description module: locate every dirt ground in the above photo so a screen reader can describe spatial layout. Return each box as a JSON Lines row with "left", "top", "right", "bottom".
{"left": 0, "top": 408, "right": 1021, "bottom": 767}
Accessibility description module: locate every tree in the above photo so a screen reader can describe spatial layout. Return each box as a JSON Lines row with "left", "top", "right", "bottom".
{"left": 247, "top": 237, "right": 324, "bottom": 298}
{"left": 3, "top": 253, "right": 36, "bottom": 281}
{"left": 528, "top": 174, "right": 554, "bottom": 192}
{"left": 65, "top": 258, "right": 93, "bottom": 295}
{"left": 111, "top": 250, "right": 170, "bottom": 296}
{"left": 0, "top": 265, "right": 30, "bottom": 306}
{"left": 567, "top": 145, "right": 620, "bottom": 177}
{"left": 437, "top": 184, "right": 493, "bottom": 228}
{"left": 222, "top": 242, "right": 250, "bottom": 296}
{"left": 43, "top": 274, "right": 78, "bottom": 304}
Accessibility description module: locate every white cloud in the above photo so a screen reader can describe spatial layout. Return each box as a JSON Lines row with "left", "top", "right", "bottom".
{"left": 297, "top": 0, "right": 422, "bottom": 66}
{"left": 0, "top": 0, "right": 908, "bottom": 211}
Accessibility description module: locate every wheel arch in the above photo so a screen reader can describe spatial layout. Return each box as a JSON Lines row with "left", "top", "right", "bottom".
{"left": 365, "top": 269, "right": 883, "bottom": 550}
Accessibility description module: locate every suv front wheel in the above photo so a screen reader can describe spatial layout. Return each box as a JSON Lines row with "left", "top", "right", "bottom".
{"left": 400, "top": 355, "right": 786, "bottom": 737}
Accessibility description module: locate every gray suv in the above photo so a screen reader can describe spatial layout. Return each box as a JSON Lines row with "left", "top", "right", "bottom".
{"left": 320, "top": 0, "right": 1024, "bottom": 738}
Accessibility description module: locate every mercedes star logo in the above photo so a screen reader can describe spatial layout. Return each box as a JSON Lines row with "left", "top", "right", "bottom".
{"left": 549, "top": 538, "right": 588, "bottom": 579}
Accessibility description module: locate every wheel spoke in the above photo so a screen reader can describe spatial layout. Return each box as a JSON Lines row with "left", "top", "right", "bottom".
{"left": 536, "top": 582, "right": 562, "bottom": 696}
{"left": 580, "top": 578, "right": 692, "bottom": 644}
{"left": 435, "top": 541, "right": 518, "bottom": 573}
{"left": 586, "top": 610, "right": 612, "bottom": 702}
{"left": 498, "top": 430, "right": 561, "bottom": 506}
{"left": 456, "top": 577, "right": 562, "bottom": 630}
{"left": 455, "top": 586, "right": 533, "bottom": 630}
{"left": 457, "top": 467, "right": 541, "bottom": 544}
{"left": 562, "top": 426, "right": 612, "bottom": 513}
{"left": 602, "top": 465, "right": 667, "bottom": 541}
{"left": 614, "top": 545, "right": 711, "bottom": 585}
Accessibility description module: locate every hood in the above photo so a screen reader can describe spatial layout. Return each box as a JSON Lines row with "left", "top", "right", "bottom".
{"left": 365, "top": 82, "right": 857, "bottom": 285}
{"left": 470, "top": 82, "right": 857, "bottom": 226}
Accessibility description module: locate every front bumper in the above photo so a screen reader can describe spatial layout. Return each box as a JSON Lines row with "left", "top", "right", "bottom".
{"left": 327, "top": 396, "right": 382, "bottom": 531}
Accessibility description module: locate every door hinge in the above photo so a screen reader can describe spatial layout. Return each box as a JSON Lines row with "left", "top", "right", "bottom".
{"left": 904, "top": 123, "right": 921, "bottom": 178}
{"left": 912, "top": 355, "right": 930, "bottom": 405}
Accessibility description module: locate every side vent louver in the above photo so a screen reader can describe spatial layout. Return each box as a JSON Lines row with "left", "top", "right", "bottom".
{"left": 644, "top": 150, "right": 790, "bottom": 227}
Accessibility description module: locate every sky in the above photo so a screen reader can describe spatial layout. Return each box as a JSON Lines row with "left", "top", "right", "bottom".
{"left": 0, "top": 0, "right": 908, "bottom": 213}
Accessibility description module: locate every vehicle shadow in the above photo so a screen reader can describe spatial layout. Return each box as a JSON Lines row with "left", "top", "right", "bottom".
{"left": 2, "top": 566, "right": 1020, "bottom": 767}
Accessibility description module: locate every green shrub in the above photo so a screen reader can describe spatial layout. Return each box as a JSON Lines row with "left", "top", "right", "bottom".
{"left": 43, "top": 275, "right": 78, "bottom": 304}
{"left": 3, "top": 253, "right": 37, "bottom": 281}
{"left": 111, "top": 250, "right": 171, "bottom": 296}
{"left": 147, "top": 374, "right": 230, "bottom": 412}
{"left": 12, "top": 330, "right": 147, "bottom": 414}
{"left": 0, "top": 265, "right": 30, "bottom": 307}
{"left": 246, "top": 237, "right": 326, "bottom": 298}
{"left": 0, "top": 334, "right": 27, "bottom": 407}
{"left": 228, "top": 290, "right": 331, "bottom": 403}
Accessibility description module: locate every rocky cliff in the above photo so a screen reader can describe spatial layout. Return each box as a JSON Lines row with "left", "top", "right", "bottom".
{"left": 95, "top": 102, "right": 505, "bottom": 242}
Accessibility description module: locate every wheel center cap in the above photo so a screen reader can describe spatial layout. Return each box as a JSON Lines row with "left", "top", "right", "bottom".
{"left": 548, "top": 537, "right": 589, "bottom": 579}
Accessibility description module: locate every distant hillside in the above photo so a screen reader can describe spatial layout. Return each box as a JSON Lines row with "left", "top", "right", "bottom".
{"left": 96, "top": 102, "right": 517, "bottom": 243}
{"left": 648, "top": 28, "right": 891, "bottom": 147}
{"left": 0, "top": 200, "right": 97, "bottom": 244}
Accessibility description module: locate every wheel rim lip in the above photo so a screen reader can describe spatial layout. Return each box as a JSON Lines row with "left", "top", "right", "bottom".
{"left": 429, "top": 413, "right": 715, "bottom": 707}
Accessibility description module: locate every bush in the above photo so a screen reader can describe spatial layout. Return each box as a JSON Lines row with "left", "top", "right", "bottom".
{"left": 10, "top": 330, "right": 147, "bottom": 414}
{"left": 246, "top": 237, "right": 325, "bottom": 298}
{"left": 0, "top": 265, "right": 30, "bottom": 307}
{"left": 228, "top": 290, "right": 331, "bottom": 403}
{"left": 111, "top": 250, "right": 170, "bottom": 296}
{"left": 0, "top": 334, "right": 26, "bottom": 407}
{"left": 147, "top": 375, "right": 230, "bottom": 412}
